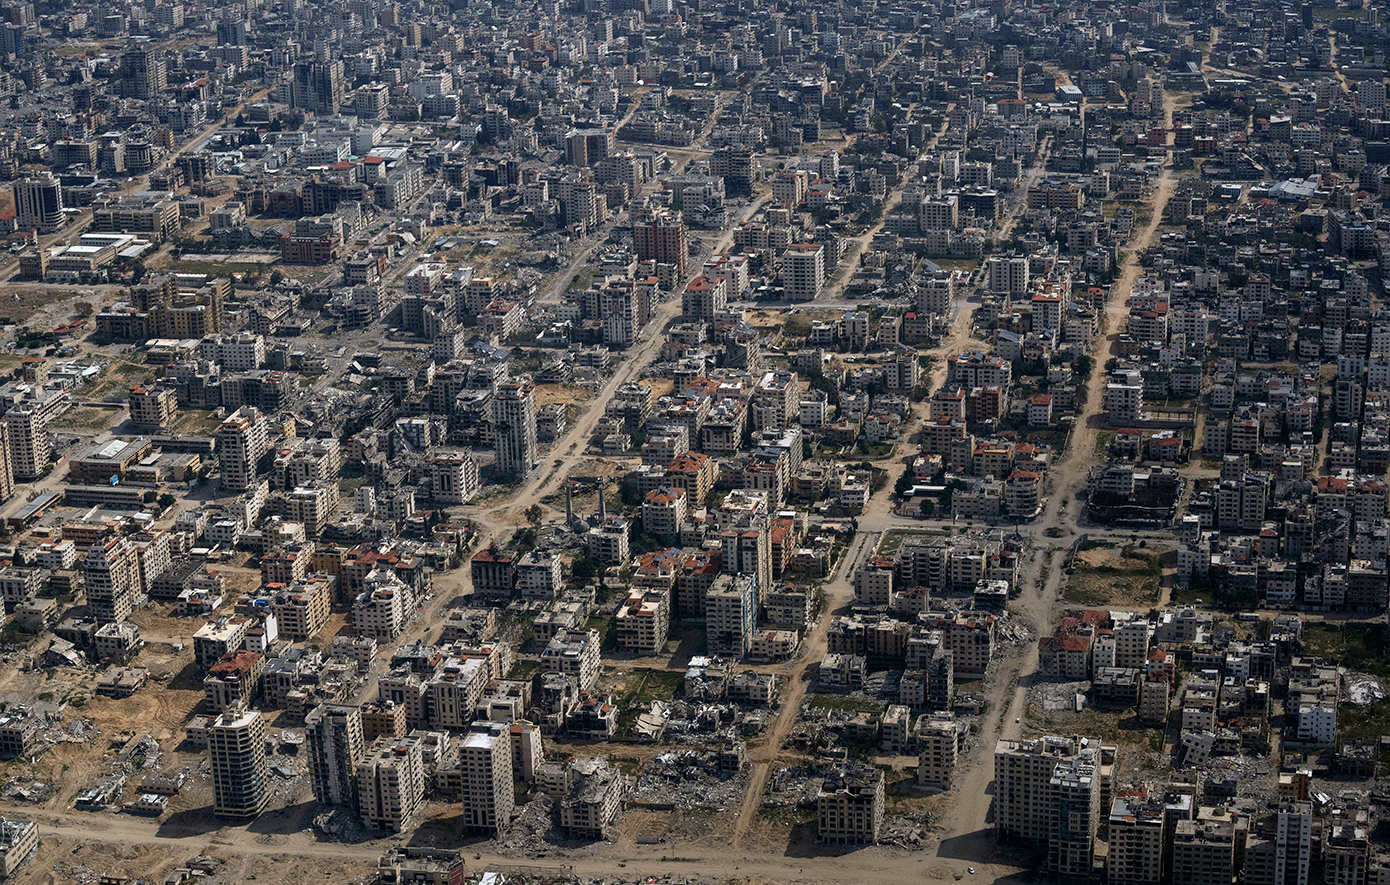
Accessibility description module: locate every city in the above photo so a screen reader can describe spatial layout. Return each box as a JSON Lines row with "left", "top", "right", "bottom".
{"left": 0, "top": 0, "right": 1380, "bottom": 882}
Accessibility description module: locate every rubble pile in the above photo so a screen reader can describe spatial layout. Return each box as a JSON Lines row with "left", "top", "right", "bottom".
{"left": 880, "top": 812, "right": 933, "bottom": 849}
{"left": 313, "top": 806, "right": 374, "bottom": 843}
{"left": 630, "top": 750, "right": 749, "bottom": 811}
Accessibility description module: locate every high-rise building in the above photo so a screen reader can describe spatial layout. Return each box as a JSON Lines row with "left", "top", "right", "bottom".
{"left": 356, "top": 735, "right": 426, "bottom": 832}
{"left": 121, "top": 41, "right": 166, "bottom": 100}
{"left": 291, "top": 59, "right": 345, "bottom": 115}
{"left": 1109, "top": 792, "right": 1166, "bottom": 885}
{"left": 2, "top": 407, "right": 45, "bottom": 481}
{"left": 1048, "top": 749, "right": 1101, "bottom": 878}
{"left": 305, "top": 703, "right": 365, "bottom": 808}
{"left": 459, "top": 721, "right": 514, "bottom": 834}
{"left": 1172, "top": 808, "right": 1240, "bottom": 885}
{"left": 986, "top": 255, "right": 1030, "bottom": 295}
{"left": 493, "top": 379, "right": 537, "bottom": 479}
{"left": 705, "top": 573, "right": 756, "bottom": 658}
{"left": 208, "top": 708, "right": 269, "bottom": 818}
{"left": 216, "top": 17, "right": 247, "bottom": 46}
{"left": 993, "top": 735, "right": 1090, "bottom": 843}
{"left": 85, "top": 535, "right": 142, "bottom": 624}
{"left": 817, "top": 764, "right": 884, "bottom": 845}
{"left": 0, "top": 422, "right": 13, "bottom": 504}
{"left": 633, "top": 209, "right": 688, "bottom": 278}
{"left": 915, "top": 713, "right": 958, "bottom": 790}
{"left": 721, "top": 515, "right": 771, "bottom": 602}
{"left": 12, "top": 174, "right": 63, "bottom": 233}
{"left": 217, "top": 406, "right": 270, "bottom": 492}
{"left": 127, "top": 383, "right": 178, "bottom": 433}
{"left": 782, "top": 242, "right": 825, "bottom": 301}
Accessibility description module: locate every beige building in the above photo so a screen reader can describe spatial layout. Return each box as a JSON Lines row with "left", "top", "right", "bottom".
{"left": 916, "top": 713, "right": 958, "bottom": 791}
{"left": 270, "top": 573, "right": 334, "bottom": 640}
{"left": 615, "top": 590, "right": 670, "bottom": 655}
{"left": 1172, "top": 808, "right": 1242, "bottom": 885}
{"left": 0, "top": 817, "right": 38, "bottom": 879}
{"left": 217, "top": 406, "right": 270, "bottom": 492}
{"left": 208, "top": 708, "right": 269, "bottom": 818}
{"left": 1108, "top": 793, "right": 1166, "bottom": 885}
{"left": 817, "top": 764, "right": 884, "bottom": 845}
{"left": 357, "top": 736, "right": 426, "bottom": 832}
{"left": 539, "top": 629, "right": 601, "bottom": 689}
{"left": 305, "top": 702, "right": 364, "bottom": 808}
{"left": 559, "top": 758, "right": 625, "bottom": 838}
{"left": 459, "top": 722, "right": 514, "bottom": 835}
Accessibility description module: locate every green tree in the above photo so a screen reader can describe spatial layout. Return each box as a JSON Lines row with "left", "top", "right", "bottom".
{"left": 158, "top": 493, "right": 176, "bottom": 511}
{"left": 572, "top": 558, "right": 599, "bottom": 581}
{"left": 524, "top": 504, "right": 543, "bottom": 528}
{"left": 920, "top": 499, "right": 937, "bottom": 517}
{"left": 894, "top": 472, "right": 915, "bottom": 498}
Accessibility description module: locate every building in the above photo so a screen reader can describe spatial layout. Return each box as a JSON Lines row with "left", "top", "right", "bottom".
{"left": 559, "top": 758, "right": 625, "bottom": 838}
{"left": 85, "top": 535, "right": 141, "bottom": 624}
{"left": 458, "top": 722, "right": 514, "bottom": 835}
{"left": 633, "top": 209, "right": 688, "bottom": 278}
{"left": 0, "top": 817, "right": 38, "bottom": 879}
{"left": 540, "top": 629, "right": 601, "bottom": 689}
{"left": 1172, "top": 809, "right": 1239, "bottom": 885}
{"left": 291, "top": 58, "right": 345, "bottom": 114}
{"left": 493, "top": 379, "right": 537, "bottom": 479}
{"left": 128, "top": 384, "right": 178, "bottom": 433}
{"left": 217, "top": 406, "right": 270, "bottom": 492}
{"left": 994, "top": 735, "right": 1094, "bottom": 844}
{"left": 1108, "top": 793, "right": 1166, "bottom": 885}
{"left": 305, "top": 703, "right": 365, "bottom": 808}
{"left": 208, "top": 708, "right": 269, "bottom": 818}
{"left": 817, "top": 764, "right": 884, "bottom": 845}
{"left": 615, "top": 590, "right": 670, "bottom": 655}
{"left": 430, "top": 453, "right": 481, "bottom": 504}
{"left": 13, "top": 174, "right": 63, "bottom": 233}
{"left": 783, "top": 243, "right": 825, "bottom": 301}
{"left": 357, "top": 736, "right": 426, "bottom": 832}
{"left": 706, "top": 574, "right": 756, "bottom": 658}
{"left": 916, "top": 713, "right": 958, "bottom": 790}
{"left": 122, "top": 42, "right": 166, "bottom": 100}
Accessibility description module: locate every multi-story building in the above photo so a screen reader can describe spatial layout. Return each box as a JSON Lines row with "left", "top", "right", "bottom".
{"left": 783, "top": 243, "right": 825, "bottom": 301}
{"left": 817, "top": 764, "right": 884, "bottom": 845}
{"left": 270, "top": 573, "right": 333, "bottom": 640}
{"left": 13, "top": 173, "right": 63, "bottom": 233}
{"left": 291, "top": 58, "right": 345, "bottom": 114}
{"left": 85, "top": 535, "right": 142, "bottom": 624}
{"left": 539, "top": 629, "right": 601, "bottom": 689}
{"left": 1108, "top": 792, "right": 1166, "bottom": 885}
{"left": 1172, "top": 809, "right": 1241, "bottom": 885}
{"left": 208, "top": 708, "right": 269, "bottom": 818}
{"left": 632, "top": 208, "right": 688, "bottom": 278}
{"left": 357, "top": 735, "right": 426, "bottom": 832}
{"left": 3, "top": 406, "right": 49, "bottom": 481}
{"left": 706, "top": 573, "right": 757, "bottom": 658}
{"left": 128, "top": 383, "right": 178, "bottom": 432}
{"left": 916, "top": 713, "right": 958, "bottom": 790}
{"left": 430, "top": 453, "right": 481, "bottom": 504}
{"left": 994, "top": 735, "right": 1092, "bottom": 844}
{"left": 615, "top": 590, "right": 670, "bottom": 655}
{"left": 305, "top": 702, "right": 365, "bottom": 808}
{"left": 459, "top": 722, "right": 514, "bottom": 835}
{"left": 217, "top": 406, "right": 270, "bottom": 492}
{"left": 493, "top": 379, "right": 537, "bottom": 480}
{"left": 559, "top": 758, "right": 625, "bottom": 838}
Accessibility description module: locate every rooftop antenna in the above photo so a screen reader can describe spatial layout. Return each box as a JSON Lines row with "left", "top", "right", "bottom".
{"left": 598, "top": 480, "right": 607, "bottom": 522}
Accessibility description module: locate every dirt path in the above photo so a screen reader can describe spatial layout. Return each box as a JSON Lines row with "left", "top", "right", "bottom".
{"left": 729, "top": 527, "right": 880, "bottom": 847}
{"left": 1040, "top": 93, "right": 1179, "bottom": 532}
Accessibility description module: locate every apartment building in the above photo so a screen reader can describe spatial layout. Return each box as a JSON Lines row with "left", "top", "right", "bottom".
{"left": 459, "top": 722, "right": 514, "bottom": 835}
{"left": 994, "top": 735, "right": 1091, "bottom": 843}
{"left": 615, "top": 590, "right": 670, "bottom": 655}
{"left": 817, "top": 764, "right": 884, "bottom": 845}
{"left": 1109, "top": 792, "right": 1166, "bottom": 885}
{"left": 217, "top": 406, "right": 270, "bottom": 492}
{"left": 916, "top": 713, "right": 958, "bottom": 790}
{"left": 357, "top": 736, "right": 426, "bottom": 832}
{"left": 85, "top": 535, "right": 142, "bottom": 624}
{"left": 493, "top": 379, "right": 537, "bottom": 479}
{"left": 208, "top": 708, "right": 269, "bottom": 818}
{"left": 539, "top": 629, "right": 601, "bottom": 689}
{"left": 305, "top": 702, "right": 365, "bottom": 809}
{"left": 559, "top": 758, "right": 625, "bottom": 838}
{"left": 706, "top": 573, "right": 757, "bottom": 658}
{"left": 1172, "top": 808, "right": 1242, "bottom": 885}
